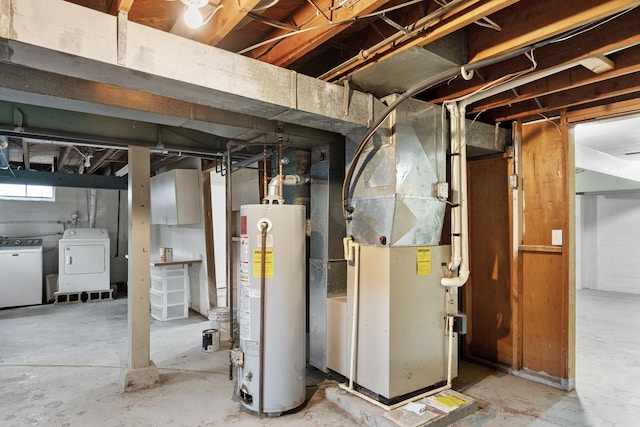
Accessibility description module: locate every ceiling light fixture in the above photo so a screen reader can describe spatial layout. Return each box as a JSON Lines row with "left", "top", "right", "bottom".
{"left": 181, "top": 0, "right": 209, "bottom": 29}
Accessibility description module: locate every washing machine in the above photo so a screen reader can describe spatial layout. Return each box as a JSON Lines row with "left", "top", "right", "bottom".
{"left": 58, "top": 228, "right": 110, "bottom": 292}
{"left": 0, "top": 238, "right": 43, "bottom": 308}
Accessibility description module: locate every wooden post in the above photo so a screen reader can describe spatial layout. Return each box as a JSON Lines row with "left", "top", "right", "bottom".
{"left": 120, "top": 145, "right": 159, "bottom": 392}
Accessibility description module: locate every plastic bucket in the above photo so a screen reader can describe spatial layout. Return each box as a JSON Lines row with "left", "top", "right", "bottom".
{"left": 202, "top": 329, "right": 220, "bottom": 352}
{"left": 208, "top": 307, "right": 237, "bottom": 342}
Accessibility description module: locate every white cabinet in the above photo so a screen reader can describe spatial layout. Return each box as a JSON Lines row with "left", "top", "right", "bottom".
{"left": 151, "top": 169, "right": 201, "bottom": 225}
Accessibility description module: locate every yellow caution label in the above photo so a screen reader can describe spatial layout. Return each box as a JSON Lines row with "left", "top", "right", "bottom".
{"left": 416, "top": 247, "right": 431, "bottom": 276}
{"left": 253, "top": 249, "right": 274, "bottom": 279}
{"left": 434, "top": 394, "right": 468, "bottom": 408}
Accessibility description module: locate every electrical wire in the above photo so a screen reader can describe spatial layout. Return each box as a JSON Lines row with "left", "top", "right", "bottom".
{"left": 238, "top": 0, "right": 454, "bottom": 56}
{"left": 550, "top": 5, "right": 638, "bottom": 44}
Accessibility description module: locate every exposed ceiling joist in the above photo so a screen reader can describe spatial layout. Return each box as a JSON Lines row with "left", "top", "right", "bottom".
{"left": 425, "top": 5, "right": 640, "bottom": 103}
{"left": 249, "top": 0, "right": 393, "bottom": 67}
{"left": 321, "top": 0, "right": 519, "bottom": 82}
{"left": 492, "top": 71, "right": 640, "bottom": 122}
{"left": 468, "top": 45, "right": 640, "bottom": 114}
{"left": 22, "top": 141, "right": 30, "bottom": 170}
{"left": 194, "top": 0, "right": 264, "bottom": 45}
{"left": 109, "top": 0, "right": 135, "bottom": 14}
{"left": 466, "top": 0, "right": 640, "bottom": 63}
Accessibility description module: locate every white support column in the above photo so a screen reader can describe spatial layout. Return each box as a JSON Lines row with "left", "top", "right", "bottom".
{"left": 120, "top": 145, "right": 159, "bottom": 392}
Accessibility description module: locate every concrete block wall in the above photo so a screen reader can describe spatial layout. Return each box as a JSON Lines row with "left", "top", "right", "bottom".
{"left": 576, "top": 191, "right": 640, "bottom": 294}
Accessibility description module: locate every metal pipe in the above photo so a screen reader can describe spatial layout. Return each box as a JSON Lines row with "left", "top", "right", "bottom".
{"left": 0, "top": 125, "right": 225, "bottom": 159}
{"left": 88, "top": 188, "right": 97, "bottom": 228}
{"left": 231, "top": 151, "right": 273, "bottom": 172}
{"left": 226, "top": 145, "right": 235, "bottom": 381}
{"left": 258, "top": 221, "right": 269, "bottom": 416}
{"left": 263, "top": 146, "right": 268, "bottom": 200}
{"left": 278, "top": 143, "right": 284, "bottom": 202}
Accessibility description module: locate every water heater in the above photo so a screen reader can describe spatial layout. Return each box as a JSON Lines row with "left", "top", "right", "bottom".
{"left": 236, "top": 203, "right": 306, "bottom": 415}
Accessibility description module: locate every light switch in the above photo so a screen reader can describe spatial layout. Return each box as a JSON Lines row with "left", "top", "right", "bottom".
{"left": 552, "top": 229, "right": 563, "bottom": 246}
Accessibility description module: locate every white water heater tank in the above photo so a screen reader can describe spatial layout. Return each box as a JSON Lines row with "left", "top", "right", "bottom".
{"left": 237, "top": 203, "right": 306, "bottom": 414}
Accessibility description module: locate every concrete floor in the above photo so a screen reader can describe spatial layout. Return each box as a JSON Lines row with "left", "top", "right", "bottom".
{"left": 1, "top": 289, "right": 638, "bottom": 426}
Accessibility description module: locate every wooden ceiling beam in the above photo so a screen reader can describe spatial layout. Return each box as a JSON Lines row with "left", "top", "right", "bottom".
{"left": 109, "top": 0, "right": 135, "bottom": 14}
{"left": 491, "top": 72, "right": 640, "bottom": 122}
{"left": 426, "top": 5, "right": 640, "bottom": 104}
{"left": 468, "top": 45, "right": 640, "bottom": 113}
{"left": 249, "top": 0, "right": 395, "bottom": 68}
{"left": 22, "top": 141, "right": 30, "bottom": 170}
{"left": 58, "top": 146, "right": 73, "bottom": 172}
{"left": 467, "top": 0, "right": 640, "bottom": 64}
{"left": 193, "top": 0, "right": 264, "bottom": 45}
{"left": 87, "top": 148, "right": 117, "bottom": 174}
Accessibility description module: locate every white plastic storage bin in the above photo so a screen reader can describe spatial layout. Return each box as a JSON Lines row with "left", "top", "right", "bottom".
{"left": 150, "top": 264, "right": 189, "bottom": 321}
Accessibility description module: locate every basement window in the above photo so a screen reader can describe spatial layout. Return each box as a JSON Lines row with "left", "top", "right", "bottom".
{"left": 0, "top": 183, "right": 55, "bottom": 201}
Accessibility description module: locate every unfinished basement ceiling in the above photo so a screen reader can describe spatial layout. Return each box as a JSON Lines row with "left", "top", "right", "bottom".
{"left": 1, "top": 0, "right": 640, "bottom": 177}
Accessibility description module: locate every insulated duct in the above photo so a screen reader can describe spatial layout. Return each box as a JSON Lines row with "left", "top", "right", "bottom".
{"left": 89, "top": 188, "right": 97, "bottom": 228}
{"left": 0, "top": 136, "right": 9, "bottom": 169}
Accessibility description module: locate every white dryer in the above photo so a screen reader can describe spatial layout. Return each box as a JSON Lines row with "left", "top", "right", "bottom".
{"left": 58, "top": 228, "right": 110, "bottom": 293}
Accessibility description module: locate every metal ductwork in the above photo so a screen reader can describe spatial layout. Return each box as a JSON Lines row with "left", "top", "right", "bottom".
{"left": 347, "top": 97, "right": 448, "bottom": 247}
{"left": 0, "top": 136, "right": 9, "bottom": 169}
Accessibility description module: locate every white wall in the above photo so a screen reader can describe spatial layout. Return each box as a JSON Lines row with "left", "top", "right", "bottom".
{"left": 0, "top": 187, "right": 128, "bottom": 285}
{"left": 209, "top": 168, "right": 260, "bottom": 307}
{"left": 576, "top": 191, "right": 640, "bottom": 294}
{"left": 150, "top": 159, "right": 210, "bottom": 316}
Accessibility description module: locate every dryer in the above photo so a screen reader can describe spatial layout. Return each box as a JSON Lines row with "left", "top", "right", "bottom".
{"left": 58, "top": 228, "right": 110, "bottom": 293}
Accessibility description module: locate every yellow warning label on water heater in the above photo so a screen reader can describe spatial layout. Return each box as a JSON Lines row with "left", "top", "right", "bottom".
{"left": 416, "top": 247, "right": 431, "bottom": 275}
{"left": 253, "top": 249, "right": 274, "bottom": 279}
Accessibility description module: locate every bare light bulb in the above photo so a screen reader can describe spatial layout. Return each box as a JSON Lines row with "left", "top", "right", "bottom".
{"left": 184, "top": 5, "right": 203, "bottom": 28}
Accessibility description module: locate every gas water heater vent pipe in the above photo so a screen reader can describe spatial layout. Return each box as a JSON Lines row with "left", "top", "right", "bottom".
{"left": 265, "top": 174, "right": 310, "bottom": 203}
{"left": 441, "top": 103, "right": 470, "bottom": 288}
